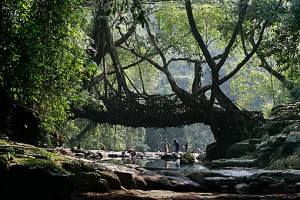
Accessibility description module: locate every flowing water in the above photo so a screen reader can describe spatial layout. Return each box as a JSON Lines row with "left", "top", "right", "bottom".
{"left": 98, "top": 150, "right": 207, "bottom": 170}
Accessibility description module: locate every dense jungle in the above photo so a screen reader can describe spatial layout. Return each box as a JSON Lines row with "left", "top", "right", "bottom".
{"left": 1, "top": 0, "right": 300, "bottom": 199}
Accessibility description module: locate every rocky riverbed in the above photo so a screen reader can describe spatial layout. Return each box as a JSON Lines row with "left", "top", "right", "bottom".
{"left": 1, "top": 141, "right": 300, "bottom": 200}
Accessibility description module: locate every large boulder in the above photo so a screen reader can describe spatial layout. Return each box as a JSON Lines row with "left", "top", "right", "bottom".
{"left": 282, "top": 131, "right": 300, "bottom": 155}
{"left": 0, "top": 162, "right": 74, "bottom": 200}
{"left": 98, "top": 171, "right": 122, "bottom": 190}
{"left": 73, "top": 172, "right": 109, "bottom": 192}
{"left": 227, "top": 140, "right": 252, "bottom": 158}
{"left": 114, "top": 171, "right": 139, "bottom": 189}
{"left": 206, "top": 142, "right": 230, "bottom": 161}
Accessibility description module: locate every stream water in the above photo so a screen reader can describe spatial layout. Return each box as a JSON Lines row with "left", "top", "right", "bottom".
{"left": 98, "top": 151, "right": 208, "bottom": 170}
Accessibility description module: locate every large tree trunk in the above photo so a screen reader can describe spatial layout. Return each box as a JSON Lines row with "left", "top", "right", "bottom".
{"left": 206, "top": 109, "right": 265, "bottom": 160}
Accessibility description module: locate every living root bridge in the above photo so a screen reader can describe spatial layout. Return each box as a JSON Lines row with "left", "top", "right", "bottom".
{"left": 71, "top": 97, "right": 264, "bottom": 130}
{"left": 72, "top": 99, "right": 206, "bottom": 128}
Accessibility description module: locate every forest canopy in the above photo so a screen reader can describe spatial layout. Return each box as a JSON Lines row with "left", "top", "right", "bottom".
{"left": 0, "top": 0, "right": 300, "bottom": 150}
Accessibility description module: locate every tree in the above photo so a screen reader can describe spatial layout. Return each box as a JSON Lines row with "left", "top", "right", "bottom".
{"left": 0, "top": 0, "right": 93, "bottom": 145}
{"left": 71, "top": 0, "right": 300, "bottom": 160}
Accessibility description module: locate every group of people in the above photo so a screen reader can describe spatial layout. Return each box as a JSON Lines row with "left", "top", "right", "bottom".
{"left": 163, "top": 138, "right": 190, "bottom": 155}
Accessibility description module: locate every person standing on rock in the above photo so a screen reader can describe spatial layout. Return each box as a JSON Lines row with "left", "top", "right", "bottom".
{"left": 173, "top": 138, "right": 180, "bottom": 153}
{"left": 163, "top": 139, "right": 169, "bottom": 155}
{"left": 184, "top": 141, "right": 189, "bottom": 152}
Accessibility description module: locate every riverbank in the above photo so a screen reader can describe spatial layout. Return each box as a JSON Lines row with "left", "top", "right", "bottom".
{"left": 1, "top": 140, "right": 300, "bottom": 199}
{"left": 71, "top": 189, "right": 300, "bottom": 200}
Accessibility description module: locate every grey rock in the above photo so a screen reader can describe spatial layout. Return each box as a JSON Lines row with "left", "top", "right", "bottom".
{"left": 234, "top": 183, "right": 251, "bottom": 194}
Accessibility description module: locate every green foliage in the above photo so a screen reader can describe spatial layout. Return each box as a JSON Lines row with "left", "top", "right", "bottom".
{"left": 258, "top": 2, "right": 300, "bottom": 84}
{"left": 229, "top": 63, "right": 275, "bottom": 110}
{"left": 60, "top": 119, "right": 148, "bottom": 151}
{"left": 0, "top": 144, "right": 73, "bottom": 176}
{"left": 291, "top": 0, "right": 300, "bottom": 30}
{"left": 180, "top": 152, "right": 195, "bottom": 164}
{"left": 154, "top": 1, "right": 226, "bottom": 58}
{"left": 0, "top": 0, "right": 93, "bottom": 136}
{"left": 227, "top": 0, "right": 300, "bottom": 115}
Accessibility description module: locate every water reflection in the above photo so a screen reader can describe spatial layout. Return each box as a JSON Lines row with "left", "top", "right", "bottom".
{"left": 139, "top": 158, "right": 181, "bottom": 169}
{"left": 164, "top": 160, "right": 168, "bottom": 168}
{"left": 98, "top": 151, "right": 207, "bottom": 170}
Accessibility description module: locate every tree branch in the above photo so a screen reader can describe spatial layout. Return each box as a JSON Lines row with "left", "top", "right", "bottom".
{"left": 220, "top": 21, "right": 267, "bottom": 85}
{"left": 185, "top": 0, "right": 216, "bottom": 68}
{"left": 144, "top": 17, "right": 167, "bottom": 66}
{"left": 121, "top": 46, "right": 164, "bottom": 71}
{"left": 216, "top": 0, "right": 249, "bottom": 70}
{"left": 115, "top": 22, "right": 137, "bottom": 47}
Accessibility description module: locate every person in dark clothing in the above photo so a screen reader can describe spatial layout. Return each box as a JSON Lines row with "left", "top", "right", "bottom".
{"left": 184, "top": 141, "right": 189, "bottom": 152}
{"left": 129, "top": 149, "right": 136, "bottom": 158}
{"left": 173, "top": 138, "right": 180, "bottom": 153}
